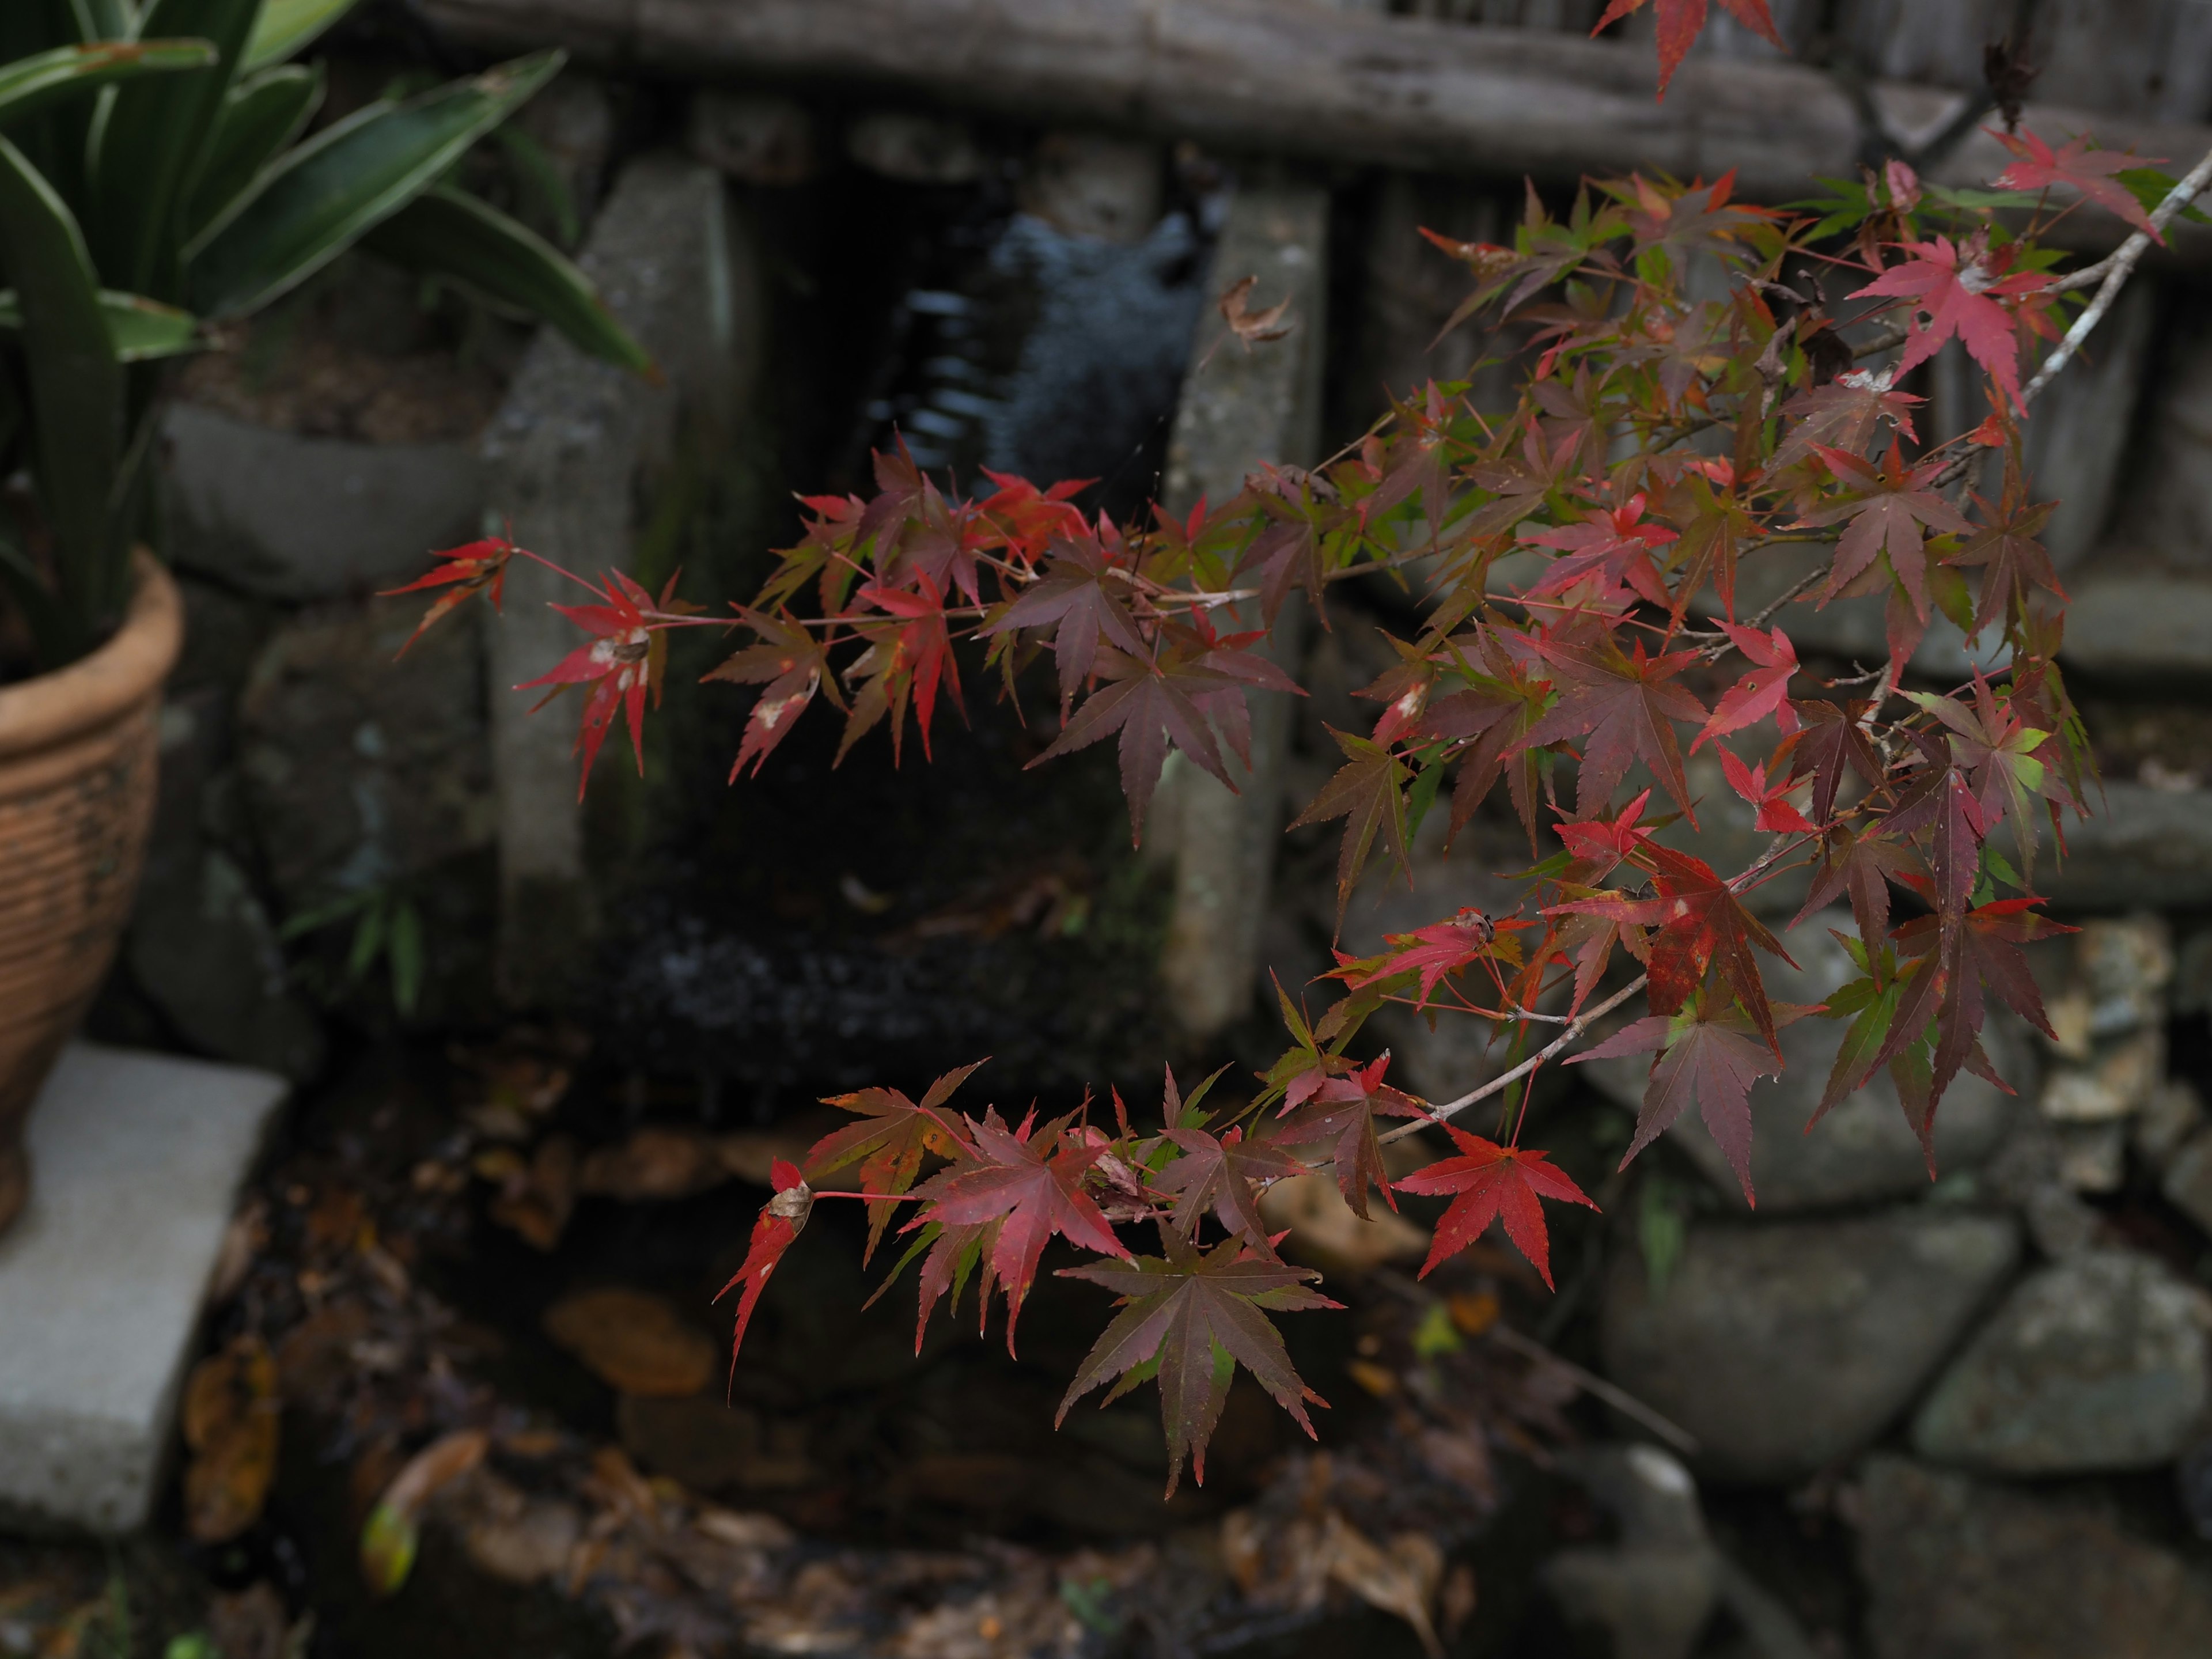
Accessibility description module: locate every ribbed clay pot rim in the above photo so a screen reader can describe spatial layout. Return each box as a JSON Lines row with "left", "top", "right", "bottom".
{"left": 0, "top": 551, "right": 181, "bottom": 760}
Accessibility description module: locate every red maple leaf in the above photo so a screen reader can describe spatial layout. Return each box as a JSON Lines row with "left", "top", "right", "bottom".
{"left": 1592, "top": 0, "right": 1785, "bottom": 96}
{"left": 1550, "top": 842, "right": 1796, "bottom": 1047}
{"left": 907, "top": 1108, "right": 1131, "bottom": 1352}
{"left": 715, "top": 1160, "right": 815, "bottom": 1372}
{"left": 1794, "top": 443, "right": 1972, "bottom": 614}
{"left": 1271, "top": 1053, "right": 1429, "bottom": 1220}
{"left": 1573, "top": 998, "right": 1810, "bottom": 1203}
{"left": 1347, "top": 907, "right": 1519, "bottom": 1009}
{"left": 516, "top": 569, "right": 683, "bottom": 797}
{"left": 1058, "top": 1232, "right": 1339, "bottom": 1496}
{"left": 805, "top": 1062, "right": 981, "bottom": 1263}
{"left": 1849, "top": 237, "right": 2047, "bottom": 410}
{"left": 1154, "top": 1124, "right": 1305, "bottom": 1253}
{"left": 1991, "top": 127, "right": 2165, "bottom": 240}
{"left": 1770, "top": 370, "right": 1922, "bottom": 471}
{"left": 1557, "top": 789, "right": 1655, "bottom": 882}
{"left": 381, "top": 536, "right": 515, "bottom": 654}
{"left": 1393, "top": 1128, "right": 1598, "bottom": 1287}
{"left": 1694, "top": 622, "right": 1798, "bottom": 751}
{"left": 1516, "top": 637, "right": 1707, "bottom": 820}
{"left": 979, "top": 532, "right": 1146, "bottom": 709}
{"left": 707, "top": 607, "right": 838, "bottom": 780}
{"left": 837, "top": 575, "right": 964, "bottom": 765}
{"left": 1718, "top": 745, "right": 1813, "bottom": 832}
{"left": 1520, "top": 493, "right": 1679, "bottom": 610}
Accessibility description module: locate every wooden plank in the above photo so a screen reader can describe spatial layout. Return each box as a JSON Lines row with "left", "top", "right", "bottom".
{"left": 422, "top": 0, "right": 2212, "bottom": 257}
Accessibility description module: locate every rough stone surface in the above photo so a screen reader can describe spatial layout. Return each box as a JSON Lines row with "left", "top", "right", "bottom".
{"left": 2163, "top": 1129, "right": 2212, "bottom": 1236}
{"left": 1155, "top": 174, "right": 1328, "bottom": 1038}
{"left": 2040, "top": 1028, "right": 2164, "bottom": 1124}
{"left": 237, "top": 599, "right": 496, "bottom": 914}
{"left": 160, "top": 403, "right": 484, "bottom": 602}
{"left": 1599, "top": 1210, "right": 2018, "bottom": 1483}
{"left": 688, "top": 89, "right": 816, "bottom": 184}
{"left": 2033, "top": 782, "right": 2212, "bottom": 910}
{"left": 2137, "top": 1078, "right": 2207, "bottom": 1172}
{"left": 1581, "top": 918, "right": 2027, "bottom": 1210}
{"left": 1912, "top": 1248, "right": 2211, "bottom": 1473}
{"left": 124, "top": 690, "right": 324, "bottom": 1080}
{"left": 0, "top": 1046, "right": 286, "bottom": 1534}
{"left": 1855, "top": 1453, "right": 2212, "bottom": 1659}
{"left": 479, "top": 151, "right": 757, "bottom": 1002}
{"left": 1542, "top": 1444, "right": 1716, "bottom": 1659}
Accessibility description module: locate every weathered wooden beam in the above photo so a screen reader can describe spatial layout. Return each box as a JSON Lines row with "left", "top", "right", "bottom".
{"left": 423, "top": 0, "right": 2212, "bottom": 251}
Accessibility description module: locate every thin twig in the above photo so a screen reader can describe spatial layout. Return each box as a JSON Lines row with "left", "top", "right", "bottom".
{"left": 1486, "top": 1323, "right": 1701, "bottom": 1455}
{"left": 2024, "top": 143, "right": 2212, "bottom": 398}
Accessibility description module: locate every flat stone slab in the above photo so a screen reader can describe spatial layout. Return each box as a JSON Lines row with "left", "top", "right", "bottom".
{"left": 0, "top": 1044, "right": 286, "bottom": 1535}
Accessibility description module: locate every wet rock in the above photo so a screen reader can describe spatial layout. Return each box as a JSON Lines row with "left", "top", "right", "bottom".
{"left": 1599, "top": 1211, "right": 2018, "bottom": 1483}
{"left": 127, "top": 849, "right": 325, "bottom": 1082}
{"left": 2050, "top": 1122, "right": 2127, "bottom": 1193}
{"left": 2033, "top": 782, "right": 2212, "bottom": 910}
{"left": 1581, "top": 918, "right": 2027, "bottom": 1210}
{"left": 1980, "top": 1122, "right": 2106, "bottom": 1259}
{"left": 2137, "top": 1079, "right": 2207, "bottom": 1173}
{"left": 125, "top": 690, "right": 324, "bottom": 1078}
{"left": 2039, "top": 1028, "right": 2164, "bottom": 1124}
{"left": 160, "top": 403, "right": 486, "bottom": 603}
{"left": 1541, "top": 1444, "right": 1716, "bottom": 1659}
{"left": 846, "top": 111, "right": 983, "bottom": 183}
{"left": 1018, "top": 132, "right": 1162, "bottom": 243}
{"left": 688, "top": 89, "right": 816, "bottom": 185}
{"left": 1911, "top": 1249, "right": 2211, "bottom": 1474}
{"left": 2162, "top": 1128, "right": 2212, "bottom": 1236}
{"left": 1855, "top": 1453, "right": 2212, "bottom": 1659}
{"left": 2061, "top": 574, "right": 2212, "bottom": 679}
{"left": 236, "top": 600, "right": 495, "bottom": 915}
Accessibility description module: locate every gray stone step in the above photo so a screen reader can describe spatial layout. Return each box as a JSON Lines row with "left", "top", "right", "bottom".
{"left": 0, "top": 1046, "right": 286, "bottom": 1535}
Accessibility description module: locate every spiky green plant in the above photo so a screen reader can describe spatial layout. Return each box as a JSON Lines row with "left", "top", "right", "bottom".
{"left": 0, "top": 0, "right": 649, "bottom": 672}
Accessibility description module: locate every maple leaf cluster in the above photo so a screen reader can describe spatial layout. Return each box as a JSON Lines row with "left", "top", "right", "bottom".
{"left": 382, "top": 111, "right": 2198, "bottom": 1480}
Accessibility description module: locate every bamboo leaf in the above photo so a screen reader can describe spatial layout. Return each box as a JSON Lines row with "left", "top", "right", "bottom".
{"left": 0, "top": 39, "right": 217, "bottom": 130}
{"left": 88, "top": 0, "right": 262, "bottom": 297}
{"left": 0, "top": 286, "right": 200, "bottom": 359}
{"left": 187, "top": 50, "right": 565, "bottom": 319}
{"left": 243, "top": 0, "right": 361, "bottom": 72}
{"left": 0, "top": 132, "right": 117, "bottom": 647}
{"left": 362, "top": 186, "right": 653, "bottom": 376}
{"left": 187, "top": 60, "right": 321, "bottom": 238}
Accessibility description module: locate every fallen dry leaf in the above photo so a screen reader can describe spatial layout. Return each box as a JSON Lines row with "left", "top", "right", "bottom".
{"left": 1219, "top": 274, "right": 1291, "bottom": 349}
{"left": 182, "top": 1336, "right": 281, "bottom": 1544}
{"left": 579, "top": 1128, "right": 729, "bottom": 1202}
{"left": 486, "top": 1134, "right": 577, "bottom": 1249}
{"left": 1259, "top": 1171, "right": 1429, "bottom": 1275}
{"left": 1322, "top": 1510, "right": 1443, "bottom": 1659}
{"left": 545, "top": 1287, "right": 718, "bottom": 1397}
{"left": 361, "top": 1429, "right": 490, "bottom": 1596}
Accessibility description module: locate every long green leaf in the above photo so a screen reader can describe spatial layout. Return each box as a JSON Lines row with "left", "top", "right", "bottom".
{"left": 363, "top": 187, "right": 654, "bottom": 377}
{"left": 0, "top": 133, "right": 113, "bottom": 654}
{"left": 187, "top": 49, "right": 565, "bottom": 319}
{"left": 186, "top": 59, "right": 320, "bottom": 237}
{"left": 243, "top": 0, "right": 359, "bottom": 71}
{"left": 0, "top": 285, "right": 199, "bottom": 358}
{"left": 0, "top": 39, "right": 217, "bottom": 130}
{"left": 87, "top": 0, "right": 260, "bottom": 297}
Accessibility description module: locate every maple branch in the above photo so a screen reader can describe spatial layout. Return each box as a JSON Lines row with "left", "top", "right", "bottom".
{"left": 1380, "top": 974, "right": 1649, "bottom": 1144}
{"left": 1485, "top": 1321, "right": 1700, "bottom": 1455}
{"left": 2023, "top": 143, "right": 2212, "bottom": 402}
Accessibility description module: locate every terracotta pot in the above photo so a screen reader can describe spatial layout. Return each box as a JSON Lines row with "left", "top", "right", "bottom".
{"left": 0, "top": 552, "right": 182, "bottom": 1236}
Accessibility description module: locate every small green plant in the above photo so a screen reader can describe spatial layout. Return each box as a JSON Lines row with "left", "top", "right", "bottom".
{"left": 0, "top": 0, "right": 650, "bottom": 674}
{"left": 281, "top": 882, "right": 426, "bottom": 1016}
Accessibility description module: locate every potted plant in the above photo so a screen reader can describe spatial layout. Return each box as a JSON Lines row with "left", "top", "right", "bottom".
{"left": 0, "top": 0, "right": 649, "bottom": 1234}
